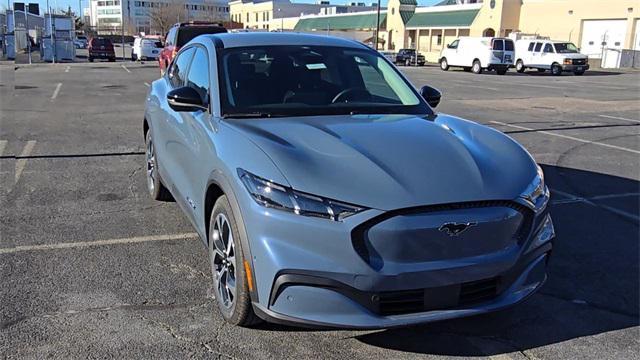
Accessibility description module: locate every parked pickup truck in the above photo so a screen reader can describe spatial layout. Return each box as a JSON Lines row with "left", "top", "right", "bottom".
{"left": 395, "top": 49, "right": 425, "bottom": 66}
{"left": 515, "top": 40, "right": 589, "bottom": 76}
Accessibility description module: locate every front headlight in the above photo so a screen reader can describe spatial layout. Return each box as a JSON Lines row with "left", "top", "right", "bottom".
{"left": 563, "top": 58, "right": 572, "bottom": 65}
{"left": 520, "top": 165, "right": 549, "bottom": 211}
{"left": 238, "top": 169, "right": 366, "bottom": 221}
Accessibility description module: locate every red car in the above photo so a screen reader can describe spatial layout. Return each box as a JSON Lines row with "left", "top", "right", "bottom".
{"left": 158, "top": 22, "right": 227, "bottom": 74}
{"left": 88, "top": 37, "right": 116, "bottom": 62}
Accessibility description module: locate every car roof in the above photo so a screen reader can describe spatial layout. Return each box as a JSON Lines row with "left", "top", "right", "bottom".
{"left": 198, "top": 32, "right": 369, "bottom": 50}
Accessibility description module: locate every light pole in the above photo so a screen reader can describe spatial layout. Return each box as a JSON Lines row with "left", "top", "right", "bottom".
{"left": 24, "top": 6, "right": 32, "bottom": 64}
{"left": 277, "top": 8, "right": 283, "bottom": 31}
{"left": 374, "top": 0, "right": 381, "bottom": 50}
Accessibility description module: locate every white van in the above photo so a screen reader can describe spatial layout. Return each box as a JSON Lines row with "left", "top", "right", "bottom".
{"left": 439, "top": 37, "right": 515, "bottom": 75}
{"left": 514, "top": 40, "right": 589, "bottom": 76}
{"left": 132, "top": 37, "right": 163, "bottom": 61}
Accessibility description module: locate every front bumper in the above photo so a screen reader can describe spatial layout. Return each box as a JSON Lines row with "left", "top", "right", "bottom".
{"left": 240, "top": 191, "right": 554, "bottom": 328}
{"left": 562, "top": 64, "right": 589, "bottom": 72}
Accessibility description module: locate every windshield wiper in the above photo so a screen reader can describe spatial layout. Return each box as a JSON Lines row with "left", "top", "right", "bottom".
{"left": 222, "top": 112, "right": 279, "bottom": 119}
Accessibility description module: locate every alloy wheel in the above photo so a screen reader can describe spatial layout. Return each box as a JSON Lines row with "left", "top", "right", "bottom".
{"left": 145, "top": 134, "right": 156, "bottom": 194}
{"left": 211, "top": 213, "right": 237, "bottom": 309}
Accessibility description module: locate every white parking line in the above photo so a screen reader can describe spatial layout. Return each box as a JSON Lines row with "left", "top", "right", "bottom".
{"left": 15, "top": 140, "right": 36, "bottom": 184}
{"left": 65, "top": 66, "right": 70, "bottom": 73}
{"left": 599, "top": 115, "right": 640, "bottom": 124}
{"left": 51, "top": 82, "right": 62, "bottom": 100}
{"left": 552, "top": 191, "right": 640, "bottom": 204}
{"left": 491, "top": 121, "right": 640, "bottom": 155}
{"left": 121, "top": 64, "right": 131, "bottom": 73}
{"left": 144, "top": 82, "right": 150, "bottom": 87}
{"left": 449, "top": 80, "right": 498, "bottom": 91}
{"left": 0, "top": 233, "right": 199, "bottom": 255}
{"left": 551, "top": 188, "right": 639, "bottom": 222}
{"left": 0, "top": 140, "right": 7, "bottom": 156}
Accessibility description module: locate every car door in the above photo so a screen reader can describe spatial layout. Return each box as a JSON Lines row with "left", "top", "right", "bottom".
{"left": 531, "top": 42, "right": 543, "bottom": 68}
{"left": 156, "top": 47, "right": 196, "bottom": 209}
{"left": 541, "top": 43, "right": 555, "bottom": 69}
{"left": 172, "top": 46, "right": 215, "bottom": 230}
{"left": 446, "top": 39, "right": 460, "bottom": 66}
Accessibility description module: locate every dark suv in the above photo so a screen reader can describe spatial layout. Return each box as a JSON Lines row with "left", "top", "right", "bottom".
{"left": 395, "top": 49, "right": 425, "bottom": 66}
{"left": 88, "top": 37, "right": 116, "bottom": 62}
{"left": 158, "top": 22, "right": 227, "bottom": 74}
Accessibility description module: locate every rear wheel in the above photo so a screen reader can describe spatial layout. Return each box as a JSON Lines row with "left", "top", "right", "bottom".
{"left": 439, "top": 58, "right": 449, "bottom": 71}
{"left": 472, "top": 60, "right": 482, "bottom": 74}
{"left": 209, "top": 196, "right": 261, "bottom": 327}
{"left": 551, "top": 63, "right": 562, "bottom": 76}
{"left": 515, "top": 60, "right": 525, "bottom": 73}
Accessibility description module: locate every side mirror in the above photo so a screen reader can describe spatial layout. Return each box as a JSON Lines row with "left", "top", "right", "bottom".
{"left": 167, "top": 86, "right": 207, "bottom": 112}
{"left": 420, "top": 85, "right": 441, "bottom": 108}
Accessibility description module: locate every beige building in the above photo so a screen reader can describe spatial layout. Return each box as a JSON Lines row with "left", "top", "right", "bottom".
{"left": 287, "top": 0, "right": 639, "bottom": 64}
{"left": 229, "top": 0, "right": 333, "bottom": 30}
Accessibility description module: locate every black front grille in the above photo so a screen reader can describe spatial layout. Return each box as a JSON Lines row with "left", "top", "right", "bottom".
{"left": 378, "top": 289, "right": 424, "bottom": 315}
{"left": 459, "top": 277, "right": 499, "bottom": 305}
{"left": 572, "top": 58, "right": 587, "bottom": 65}
{"left": 374, "top": 277, "right": 501, "bottom": 316}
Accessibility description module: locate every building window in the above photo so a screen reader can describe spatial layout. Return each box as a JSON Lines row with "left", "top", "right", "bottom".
{"left": 436, "top": 34, "right": 442, "bottom": 46}
{"left": 255, "top": 13, "right": 258, "bottom": 22}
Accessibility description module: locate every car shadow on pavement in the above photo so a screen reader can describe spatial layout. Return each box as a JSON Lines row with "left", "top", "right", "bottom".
{"left": 354, "top": 165, "right": 639, "bottom": 356}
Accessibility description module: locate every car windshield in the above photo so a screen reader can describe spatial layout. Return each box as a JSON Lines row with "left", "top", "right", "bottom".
{"left": 177, "top": 26, "right": 226, "bottom": 47}
{"left": 554, "top": 42, "right": 579, "bottom": 53}
{"left": 218, "top": 45, "right": 430, "bottom": 118}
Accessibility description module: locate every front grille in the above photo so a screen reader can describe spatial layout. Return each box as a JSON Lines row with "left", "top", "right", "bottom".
{"left": 572, "top": 58, "right": 587, "bottom": 65}
{"left": 375, "top": 277, "right": 501, "bottom": 316}
{"left": 378, "top": 289, "right": 424, "bottom": 315}
{"left": 459, "top": 277, "right": 499, "bottom": 305}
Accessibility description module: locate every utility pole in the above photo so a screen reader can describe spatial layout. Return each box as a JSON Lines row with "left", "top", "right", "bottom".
{"left": 374, "top": 0, "right": 381, "bottom": 50}
{"left": 121, "top": 0, "right": 125, "bottom": 60}
{"left": 24, "top": 6, "right": 31, "bottom": 64}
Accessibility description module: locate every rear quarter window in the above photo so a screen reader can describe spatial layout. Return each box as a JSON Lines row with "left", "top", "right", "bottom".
{"left": 505, "top": 40, "right": 514, "bottom": 51}
{"left": 534, "top": 43, "right": 543, "bottom": 52}
{"left": 177, "top": 26, "right": 227, "bottom": 47}
{"left": 527, "top": 42, "right": 535, "bottom": 51}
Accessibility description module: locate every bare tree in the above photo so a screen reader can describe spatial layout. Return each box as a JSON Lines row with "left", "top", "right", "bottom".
{"left": 147, "top": 0, "right": 187, "bottom": 36}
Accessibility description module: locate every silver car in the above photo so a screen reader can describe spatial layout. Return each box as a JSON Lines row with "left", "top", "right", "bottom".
{"left": 143, "top": 32, "right": 554, "bottom": 328}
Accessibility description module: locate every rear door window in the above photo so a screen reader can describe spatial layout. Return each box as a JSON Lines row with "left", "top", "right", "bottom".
{"left": 166, "top": 28, "right": 177, "bottom": 46}
{"left": 492, "top": 39, "right": 504, "bottom": 50}
{"left": 168, "top": 47, "right": 196, "bottom": 88}
{"left": 504, "top": 40, "right": 514, "bottom": 51}
{"left": 534, "top": 42, "right": 543, "bottom": 52}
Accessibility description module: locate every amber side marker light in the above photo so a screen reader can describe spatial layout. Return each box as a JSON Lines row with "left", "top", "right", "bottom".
{"left": 244, "top": 260, "right": 254, "bottom": 292}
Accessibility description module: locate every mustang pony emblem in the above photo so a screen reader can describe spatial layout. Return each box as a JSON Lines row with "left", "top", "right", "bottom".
{"left": 438, "top": 222, "right": 478, "bottom": 237}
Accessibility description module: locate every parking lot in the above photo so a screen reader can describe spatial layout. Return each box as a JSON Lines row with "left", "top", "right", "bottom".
{"left": 1, "top": 62, "right": 638, "bottom": 359}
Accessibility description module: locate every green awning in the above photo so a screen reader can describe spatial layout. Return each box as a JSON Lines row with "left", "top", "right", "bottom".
{"left": 405, "top": 9, "right": 479, "bottom": 28}
{"left": 294, "top": 13, "right": 387, "bottom": 31}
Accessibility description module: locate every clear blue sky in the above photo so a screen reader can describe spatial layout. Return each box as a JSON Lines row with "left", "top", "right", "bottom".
{"left": 5, "top": 0, "right": 442, "bottom": 15}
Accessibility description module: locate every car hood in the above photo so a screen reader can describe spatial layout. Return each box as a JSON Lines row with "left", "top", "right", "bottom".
{"left": 561, "top": 53, "right": 588, "bottom": 59}
{"left": 225, "top": 114, "right": 537, "bottom": 211}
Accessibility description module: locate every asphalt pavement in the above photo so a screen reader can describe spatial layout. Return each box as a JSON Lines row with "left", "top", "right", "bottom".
{"left": 1, "top": 62, "right": 638, "bottom": 359}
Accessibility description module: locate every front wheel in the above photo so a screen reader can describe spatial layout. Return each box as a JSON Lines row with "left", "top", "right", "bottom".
{"left": 145, "top": 130, "right": 172, "bottom": 201}
{"left": 209, "top": 195, "right": 261, "bottom": 327}
{"left": 472, "top": 60, "right": 482, "bottom": 74}
{"left": 551, "top": 64, "right": 562, "bottom": 76}
{"left": 516, "top": 60, "right": 525, "bottom": 73}
{"left": 440, "top": 58, "right": 449, "bottom": 71}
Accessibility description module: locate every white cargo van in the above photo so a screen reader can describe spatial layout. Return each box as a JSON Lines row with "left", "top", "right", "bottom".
{"left": 514, "top": 40, "right": 589, "bottom": 76}
{"left": 439, "top": 37, "right": 515, "bottom": 75}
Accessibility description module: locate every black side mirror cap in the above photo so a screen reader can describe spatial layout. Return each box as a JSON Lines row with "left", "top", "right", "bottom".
{"left": 420, "top": 85, "right": 442, "bottom": 108}
{"left": 167, "top": 86, "right": 207, "bottom": 112}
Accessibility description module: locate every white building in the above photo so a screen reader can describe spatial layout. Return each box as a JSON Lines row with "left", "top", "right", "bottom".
{"left": 90, "top": 0, "right": 229, "bottom": 34}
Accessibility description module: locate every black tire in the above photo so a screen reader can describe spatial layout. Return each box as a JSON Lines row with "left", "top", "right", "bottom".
{"left": 440, "top": 58, "right": 449, "bottom": 71}
{"left": 496, "top": 67, "right": 508, "bottom": 75}
{"left": 550, "top": 63, "right": 562, "bottom": 76}
{"left": 472, "top": 60, "right": 483, "bottom": 74}
{"left": 209, "top": 195, "right": 261, "bottom": 327}
{"left": 109, "top": 57, "right": 116, "bottom": 62}
{"left": 88, "top": 57, "right": 94, "bottom": 62}
{"left": 515, "top": 60, "right": 525, "bottom": 73}
{"left": 574, "top": 70, "right": 585, "bottom": 76}
{"left": 145, "top": 130, "right": 173, "bottom": 201}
